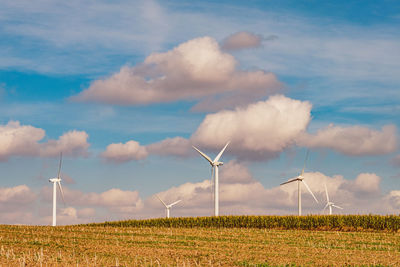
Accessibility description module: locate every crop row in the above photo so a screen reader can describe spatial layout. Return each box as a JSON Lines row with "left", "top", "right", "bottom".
{"left": 86, "top": 215, "right": 400, "bottom": 232}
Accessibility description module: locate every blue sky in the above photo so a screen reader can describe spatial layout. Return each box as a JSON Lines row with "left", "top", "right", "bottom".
{"left": 0, "top": 0, "right": 399, "bottom": 225}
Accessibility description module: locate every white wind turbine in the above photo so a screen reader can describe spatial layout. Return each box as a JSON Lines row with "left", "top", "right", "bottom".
{"left": 323, "top": 183, "right": 343, "bottom": 215}
{"left": 192, "top": 142, "right": 229, "bottom": 217}
{"left": 156, "top": 195, "right": 181, "bottom": 218}
{"left": 48, "top": 152, "right": 65, "bottom": 226}
{"left": 280, "top": 151, "right": 318, "bottom": 216}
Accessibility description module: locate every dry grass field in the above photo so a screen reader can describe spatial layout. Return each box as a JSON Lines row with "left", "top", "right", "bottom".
{"left": 0, "top": 223, "right": 399, "bottom": 266}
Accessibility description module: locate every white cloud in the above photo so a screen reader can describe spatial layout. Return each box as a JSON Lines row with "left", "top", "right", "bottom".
{"left": 0, "top": 185, "right": 37, "bottom": 225}
{"left": 73, "top": 36, "right": 282, "bottom": 110}
{"left": 191, "top": 95, "right": 312, "bottom": 160}
{"left": 39, "top": 186, "right": 144, "bottom": 224}
{"left": 221, "top": 31, "right": 263, "bottom": 51}
{"left": 386, "top": 191, "right": 400, "bottom": 210}
{"left": 101, "top": 140, "right": 148, "bottom": 162}
{"left": 2, "top": 164, "right": 399, "bottom": 225}
{"left": 77, "top": 208, "right": 96, "bottom": 218}
{"left": 149, "top": 167, "right": 399, "bottom": 217}
{"left": 0, "top": 121, "right": 90, "bottom": 161}
{"left": 147, "top": 136, "right": 191, "bottom": 157}
{"left": 101, "top": 95, "right": 397, "bottom": 161}
{"left": 219, "top": 160, "right": 254, "bottom": 184}
{"left": 0, "top": 185, "right": 36, "bottom": 207}
{"left": 0, "top": 121, "right": 44, "bottom": 160}
{"left": 297, "top": 124, "right": 397, "bottom": 156}
{"left": 40, "top": 130, "right": 90, "bottom": 157}
{"left": 352, "top": 173, "right": 381, "bottom": 194}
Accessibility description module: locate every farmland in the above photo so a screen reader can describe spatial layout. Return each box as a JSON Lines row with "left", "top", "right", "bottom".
{"left": 0, "top": 216, "right": 399, "bottom": 266}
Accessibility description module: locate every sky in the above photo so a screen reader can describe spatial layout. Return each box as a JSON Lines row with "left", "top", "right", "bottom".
{"left": 0, "top": 0, "right": 400, "bottom": 225}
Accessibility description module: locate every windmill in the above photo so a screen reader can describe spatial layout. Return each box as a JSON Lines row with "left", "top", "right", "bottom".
{"left": 280, "top": 151, "right": 318, "bottom": 215}
{"left": 192, "top": 141, "right": 229, "bottom": 216}
{"left": 156, "top": 195, "right": 181, "bottom": 218}
{"left": 48, "top": 152, "right": 65, "bottom": 226}
{"left": 323, "top": 183, "right": 343, "bottom": 215}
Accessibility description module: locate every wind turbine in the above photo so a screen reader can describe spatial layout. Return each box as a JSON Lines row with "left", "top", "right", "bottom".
{"left": 48, "top": 152, "right": 65, "bottom": 226}
{"left": 323, "top": 183, "right": 343, "bottom": 215}
{"left": 280, "top": 151, "right": 318, "bottom": 216}
{"left": 192, "top": 141, "right": 229, "bottom": 217}
{"left": 156, "top": 195, "right": 181, "bottom": 218}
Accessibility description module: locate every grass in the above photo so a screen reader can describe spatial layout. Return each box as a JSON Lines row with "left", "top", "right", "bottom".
{"left": 0, "top": 219, "right": 399, "bottom": 266}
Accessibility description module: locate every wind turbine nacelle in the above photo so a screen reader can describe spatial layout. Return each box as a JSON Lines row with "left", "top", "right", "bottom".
{"left": 213, "top": 161, "right": 224, "bottom": 166}
{"left": 49, "top": 178, "right": 60, "bottom": 183}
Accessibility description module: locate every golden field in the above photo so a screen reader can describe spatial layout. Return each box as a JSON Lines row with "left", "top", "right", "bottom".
{"left": 0, "top": 216, "right": 399, "bottom": 266}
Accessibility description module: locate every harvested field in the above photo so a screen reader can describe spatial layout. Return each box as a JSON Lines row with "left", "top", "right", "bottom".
{"left": 0, "top": 222, "right": 399, "bottom": 266}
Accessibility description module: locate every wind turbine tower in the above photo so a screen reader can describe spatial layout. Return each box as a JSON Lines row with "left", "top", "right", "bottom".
{"left": 156, "top": 195, "right": 181, "bottom": 218}
{"left": 192, "top": 142, "right": 229, "bottom": 217}
{"left": 48, "top": 152, "right": 65, "bottom": 226}
{"left": 280, "top": 151, "right": 318, "bottom": 216}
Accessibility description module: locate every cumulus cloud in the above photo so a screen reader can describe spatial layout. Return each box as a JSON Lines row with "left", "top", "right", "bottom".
{"left": 2, "top": 164, "right": 399, "bottom": 225}
{"left": 101, "top": 95, "right": 311, "bottom": 162}
{"left": 73, "top": 36, "right": 282, "bottom": 111}
{"left": 0, "top": 121, "right": 44, "bottom": 160}
{"left": 102, "top": 137, "right": 191, "bottom": 162}
{"left": 0, "top": 121, "right": 90, "bottom": 161}
{"left": 386, "top": 191, "right": 400, "bottom": 210}
{"left": 101, "top": 95, "right": 397, "bottom": 162}
{"left": 219, "top": 160, "right": 254, "bottom": 184}
{"left": 39, "top": 186, "right": 144, "bottom": 224}
{"left": 221, "top": 31, "right": 263, "bottom": 51}
{"left": 59, "top": 188, "right": 144, "bottom": 213}
{"left": 147, "top": 136, "right": 192, "bottom": 157}
{"left": 297, "top": 124, "right": 397, "bottom": 156}
{"left": 40, "top": 130, "right": 90, "bottom": 157}
{"left": 352, "top": 173, "right": 381, "bottom": 194}
{"left": 149, "top": 166, "right": 399, "bottom": 217}
{"left": 101, "top": 140, "right": 148, "bottom": 162}
{"left": 191, "top": 95, "right": 312, "bottom": 160}
{"left": 0, "top": 185, "right": 37, "bottom": 224}
{"left": 0, "top": 185, "right": 36, "bottom": 208}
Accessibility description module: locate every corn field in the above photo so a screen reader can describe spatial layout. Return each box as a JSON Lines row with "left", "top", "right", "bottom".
{"left": 91, "top": 215, "right": 400, "bottom": 231}
{"left": 1, "top": 223, "right": 399, "bottom": 266}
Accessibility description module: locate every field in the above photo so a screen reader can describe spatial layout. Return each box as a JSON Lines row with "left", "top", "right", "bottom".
{"left": 0, "top": 216, "right": 399, "bottom": 266}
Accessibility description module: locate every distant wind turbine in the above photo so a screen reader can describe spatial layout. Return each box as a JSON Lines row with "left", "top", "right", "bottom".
{"left": 192, "top": 142, "right": 229, "bottom": 217}
{"left": 156, "top": 195, "right": 181, "bottom": 218}
{"left": 323, "top": 183, "right": 343, "bottom": 215}
{"left": 280, "top": 151, "right": 318, "bottom": 216}
{"left": 48, "top": 152, "right": 66, "bottom": 226}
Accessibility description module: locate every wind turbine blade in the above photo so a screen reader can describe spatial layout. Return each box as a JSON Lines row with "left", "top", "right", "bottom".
{"left": 302, "top": 180, "right": 319, "bottom": 203}
{"left": 323, "top": 203, "right": 329, "bottom": 212}
{"left": 57, "top": 152, "right": 63, "bottom": 179}
{"left": 192, "top": 146, "right": 213, "bottom": 164}
{"left": 213, "top": 141, "right": 230, "bottom": 162}
{"left": 156, "top": 195, "right": 168, "bottom": 208}
{"left": 324, "top": 183, "right": 330, "bottom": 202}
{"left": 280, "top": 178, "right": 298, "bottom": 186}
{"left": 300, "top": 150, "right": 309, "bottom": 176}
{"left": 169, "top": 200, "right": 182, "bottom": 207}
{"left": 57, "top": 181, "right": 66, "bottom": 205}
{"left": 332, "top": 204, "right": 343, "bottom": 210}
